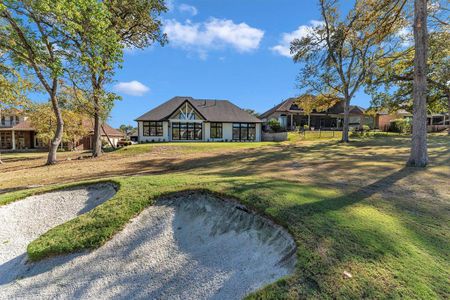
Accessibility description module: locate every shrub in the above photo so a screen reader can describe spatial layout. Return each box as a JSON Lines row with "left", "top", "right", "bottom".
{"left": 101, "top": 139, "right": 110, "bottom": 148}
{"left": 390, "top": 119, "right": 411, "bottom": 134}
{"left": 268, "top": 119, "right": 282, "bottom": 132}
{"left": 362, "top": 125, "right": 371, "bottom": 131}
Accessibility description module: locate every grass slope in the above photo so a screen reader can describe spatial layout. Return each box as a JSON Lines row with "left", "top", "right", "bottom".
{"left": 1, "top": 134, "right": 449, "bottom": 298}
{"left": 1, "top": 173, "right": 446, "bottom": 299}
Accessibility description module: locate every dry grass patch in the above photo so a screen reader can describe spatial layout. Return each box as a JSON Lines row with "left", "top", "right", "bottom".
{"left": 0, "top": 134, "right": 449, "bottom": 298}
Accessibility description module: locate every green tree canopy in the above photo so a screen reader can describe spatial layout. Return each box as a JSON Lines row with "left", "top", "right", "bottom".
{"left": 27, "top": 103, "right": 89, "bottom": 149}
{"left": 367, "top": 30, "right": 449, "bottom": 114}
{"left": 0, "top": 0, "right": 117, "bottom": 164}
{"left": 291, "top": 0, "right": 408, "bottom": 142}
{"left": 68, "top": 0, "right": 168, "bottom": 157}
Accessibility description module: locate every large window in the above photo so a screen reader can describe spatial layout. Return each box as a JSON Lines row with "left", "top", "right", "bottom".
{"left": 143, "top": 121, "right": 163, "bottom": 136}
{"left": 210, "top": 122, "right": 222, "bottom": 139}
{"left": 0, "top": 131, "right": 12, "bottom": 149}
{"left": 173, "top": 102, "right": 201, "bottom": 120}
{"left": 172, "top": 122, "right": 202, "bottom": 140}
{"left": 232, "top": 123, "right": 256, "bottom": 141}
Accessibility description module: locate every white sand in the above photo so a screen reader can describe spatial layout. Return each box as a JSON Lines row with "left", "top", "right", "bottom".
{"left": 0, "top": 183, "right": 117, "bottom": 284}
{"left": 0, "top": 191, "right": 296, "bottom": 300}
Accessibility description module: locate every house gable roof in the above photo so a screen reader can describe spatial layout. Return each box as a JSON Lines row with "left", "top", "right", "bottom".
{"left": 259, "top": 98, "right": 295, "bottom": 119}
{"left": 167, "top": 99, "right": 207, "bottom": 120}
{"left": 82, "top": 119, "right": 124, "bottom": 137}
{"left": 260, "top": 96, "right": 366, "bottom": 118}
{"left": 136, "top": 96, "right": 262, "bottom": 123}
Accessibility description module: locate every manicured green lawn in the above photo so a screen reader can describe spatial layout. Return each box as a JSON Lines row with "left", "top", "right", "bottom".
{"left": 2, "top": 170, "right": 448, "bottom": 299}
{"left": 288, "top": 130, "right": 343, "bottom": 142}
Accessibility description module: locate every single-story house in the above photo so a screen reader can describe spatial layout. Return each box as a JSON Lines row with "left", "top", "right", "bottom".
{"left": 72, "top": 119, "right": 125, "bottom": 150}
{"left": 0, "top": 109, "right": 124, "bottom": 150}
{"left": 135, "top": 96, "right": 262, "bottom": 142}
{"left": 260, "top": 97, "right": 369, "bottom": 131}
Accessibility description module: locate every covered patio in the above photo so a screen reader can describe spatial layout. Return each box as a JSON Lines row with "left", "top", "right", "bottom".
{"left": 0, "top": 129, "right": 36, "bottom": 150}
{"left": 260, "top": 97, "right": 369, "bottom": 131}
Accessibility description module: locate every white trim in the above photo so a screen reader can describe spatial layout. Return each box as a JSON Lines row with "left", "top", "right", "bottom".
{"left": 11, "top": 130, "right": 16, "bottom": 150}
{"left": 136, "top": 120, "right": 262, "bottom": 142}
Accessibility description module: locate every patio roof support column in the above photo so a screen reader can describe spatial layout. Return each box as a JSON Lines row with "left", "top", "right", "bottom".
{"left": 290, "top": 114, "right": 294, "bottom": 131}
{"left": 12, "top": 130, "right": 16, "bottom": 150}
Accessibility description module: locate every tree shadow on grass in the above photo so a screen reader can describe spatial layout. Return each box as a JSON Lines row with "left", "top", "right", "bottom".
{"left": 2, "top": 135, "right": 448, "bottom": 196}
{"left": 227, "top": 167, "right": 448, "bottom": 298}
{"left": 0, "top": 166, "right": 447, "bottom": 298}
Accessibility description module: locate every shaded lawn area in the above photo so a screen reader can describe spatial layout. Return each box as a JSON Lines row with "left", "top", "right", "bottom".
{"left": 0, "top": 134, "right": 449, "bottom": 298}
{"left": 1, "top": 134, "right": 449, "bottom": 195}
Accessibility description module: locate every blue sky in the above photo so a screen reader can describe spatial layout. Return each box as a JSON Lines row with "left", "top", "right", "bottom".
{"left": 107, "top": 0, "right": 371, "bottom": 127}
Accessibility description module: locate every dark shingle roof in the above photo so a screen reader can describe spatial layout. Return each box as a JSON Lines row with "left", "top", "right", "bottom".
{"left": 259, "top": 98, "right": 296, "bottom": 118}
{"left": 82, "top": 119, "right": 125, "bottom": 137}
{"left": 260, "top": 96, "right": 366, "bottom": 118}
{"left": 136, "top": 96, "right": 262, "bottom": 123}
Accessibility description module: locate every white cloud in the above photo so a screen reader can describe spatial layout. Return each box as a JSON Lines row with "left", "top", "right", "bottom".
{"left": 113, "top": 81, "right": 150, "bottom": 96}
{"left": 164, "top": 18, "right": 264, "bottom": 56}
{"left": 178, "top": 3, "right": 198, "bottom": 16}
{"left": 271, "top": 20, "right": 323, "bottom": 58}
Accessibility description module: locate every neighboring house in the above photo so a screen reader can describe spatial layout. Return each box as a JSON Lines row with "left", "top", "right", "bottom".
{"left": 71, "top": 120, "right": 124, "bottom": 150}
{"left": 0, "top": 109, "right": 37, "bottom": 150}
{"left": 376, "top": 110, "right": 449, "bottom": 132}
{"left": 129, "top": 129, "right": 139, "bottom": 142}
{"left": 0, "top": 109, "right": 124, "bottom": 151}
{"left": 260, "top": 97, "right": 369, "bottom": 131}
{"left": 135, "top": 96, "right": 262, "bottom": 142}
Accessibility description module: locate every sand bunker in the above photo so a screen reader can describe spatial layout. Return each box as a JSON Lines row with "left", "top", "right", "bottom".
{"left": 0, "top": 183, "right": 117, "bottom": 283}
{"left": 0, "top": 191, "right": 296, "bottom": 299}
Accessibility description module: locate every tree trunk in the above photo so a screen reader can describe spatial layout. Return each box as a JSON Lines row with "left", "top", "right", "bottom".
{"left": 91, "top": 73, "right": 105, "bottom": 158}
{"left": 46, "top": 105, "right": 64, "bottom": 165}
{"left": 46, "top": 94, "right": 64, "bottom": 165}
{"left": 92, "top": 109, "right": 103, "bottom": 157}
{"left": 447, "top": 91, "right": 450, "bottom": 135}
{"left": 341, "top": 98, "right": 351, "bottom": 143}
{"left": 407, "top": 0, "right": 428, "bottom": 167}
